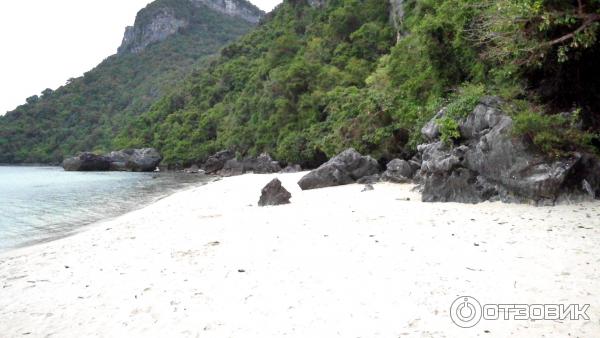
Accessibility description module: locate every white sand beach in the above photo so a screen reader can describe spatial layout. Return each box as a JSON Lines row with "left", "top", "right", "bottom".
{"left": 0, "top": 172, "right": 599, "bottom": 337}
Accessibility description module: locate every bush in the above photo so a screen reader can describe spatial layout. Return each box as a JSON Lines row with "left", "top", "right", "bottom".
{"left": 445, "top": 83, "right": 485, "bottom": 118}
{"left": 438, "top": 116, "right": 461, "bottom": 145}
{"left": 513, "top": 109, "right": 595, "bottom": 156}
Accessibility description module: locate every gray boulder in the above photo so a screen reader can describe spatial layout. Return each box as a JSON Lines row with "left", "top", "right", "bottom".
{"left": 281, "top": 164, "right": 302, "bottom": 173}
{"left": 258, "top": 178, "right": 292, "bottom": 206}
{"left": 245, "top": 153, "right": 281, "bottom": 174}
{"left": 298, "top": 148, "right": 380, "bottom": 190}
{"left": 421, "top": 109, "right": 445, "bottom": 141}
{"left": 417, "top": 96, "right": 600, "bottom": 204}
{"left": 381, "top": 159, "right": 414, "bottom": 183}
{"left": 203, "top": 150, "right": 235, "bottom": 174}
{"left": 356, "top": 174, "right": 381, "bottom": 184}
{"left": 107, "top": 148, "right": 162, "bottom": 172}
{"left": 361, "top": 184, "right": 375, "bottom": 192}
{"left": 218, "top": 159, "right": 245, "bottom": 177}
{"left": 63, "top": 153, "right": 111, "bottom": 171}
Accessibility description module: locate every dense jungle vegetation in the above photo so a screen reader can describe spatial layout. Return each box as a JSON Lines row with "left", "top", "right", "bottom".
{"left": 2, "top": 0, "right": 599, "bottom": 166}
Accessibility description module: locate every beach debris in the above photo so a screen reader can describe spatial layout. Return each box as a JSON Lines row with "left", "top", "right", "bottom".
{"left": 258, "top": 178, "right": 291, "bottom": 206}
{"left": 361, "top": 184, "right": 374, "bottom": 192}
{"left": 298, "top": 148, "right": 379, "bottom": 190}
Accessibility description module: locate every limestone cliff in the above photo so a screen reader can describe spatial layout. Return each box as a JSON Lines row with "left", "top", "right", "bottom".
{"left": 191, "top": 0, "right": 263, "bottom": 24}
{"left": 118, "top": 0, "right": 263, "bottom": 54}
{"left": 389, "top": 0, "right": 405, "bottom": 32}
{"left": 119, "top": 8, "right": 187, "bottom": 54}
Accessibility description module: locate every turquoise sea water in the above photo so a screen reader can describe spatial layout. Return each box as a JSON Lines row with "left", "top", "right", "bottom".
{"left": 0, "top": 166, "right": 208, "bottom": 252}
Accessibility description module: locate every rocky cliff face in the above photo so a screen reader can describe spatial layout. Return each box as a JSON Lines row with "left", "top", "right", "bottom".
{"left": 119, "top": 8, "right": 187, "bottom": 54}
{"left": 389, "top": 0, "right": 405, "bottom": 32}
{"left": 191, "top": 0, "right": 263, "bottom": 24}
{"left": 306, "top": 0, "right": 404, "bottom": 33}
{"left": 118, "top": 0, "right": 263, "bottom": 54}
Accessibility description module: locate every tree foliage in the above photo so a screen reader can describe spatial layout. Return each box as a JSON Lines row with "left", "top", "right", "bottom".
{"left": 0, "top": 0, "right": 254, "bottom": 163}
{"left": 2, "top": 0, "right": 600, "bottom": 166}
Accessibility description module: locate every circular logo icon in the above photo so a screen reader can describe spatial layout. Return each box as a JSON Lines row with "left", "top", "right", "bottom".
{"left": 450, "top": 296, "right": 482, "bottom": 328}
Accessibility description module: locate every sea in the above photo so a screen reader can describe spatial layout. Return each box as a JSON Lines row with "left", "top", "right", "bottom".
{"left": 0, "top": 166, "right": 208, "bottom": 252}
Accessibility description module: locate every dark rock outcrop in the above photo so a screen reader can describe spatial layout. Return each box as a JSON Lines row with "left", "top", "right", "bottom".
{"left": 63, "top": 148, "right": 162, "bottom": 172}
{"left": 62, "top": 153, "right": 111, "bottom": 171}
{"left": 107, "top": 148, "right": 162, "bottom": 172}
{"left": 381, "top": 159, "right": 414, "bottom": 183}
{"left": 298, "top": 148, "right": 380, "bottom": 190}
{"left": 203, "top": 150, "right": 235, "bottom": 174}
{"left": 258, "top": 178, "right": 292, "bottom": 206}
{"left": 417, "top": 96, "right": 600, "bottom": 204}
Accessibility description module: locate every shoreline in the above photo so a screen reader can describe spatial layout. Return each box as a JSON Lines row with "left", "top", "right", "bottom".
{"left": 4, "top": 179, "right": 209, "bottom": 255}
{"left": 1, "top": 172, "right": 599, "bottom": 337}
{"left": 0, "top": 166, "right": 212, "bottom": 254}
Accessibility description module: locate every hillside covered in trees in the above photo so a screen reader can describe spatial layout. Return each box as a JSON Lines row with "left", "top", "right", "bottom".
{"left": 0, "top": 0, "right": 262, "bottom": 163}
{"left": 117, "top": 0, "right": 600, "bottom": 167}
{"left": 2, "top": 0, "right": 599, "bottom": 167}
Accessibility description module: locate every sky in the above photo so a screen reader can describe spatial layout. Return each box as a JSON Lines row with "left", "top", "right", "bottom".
{"left": 0, "top": 0, "right": 281, "bottom": 116}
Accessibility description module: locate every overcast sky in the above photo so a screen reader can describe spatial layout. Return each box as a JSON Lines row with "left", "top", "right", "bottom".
{"left": 0, "top": 0, "right": 281, "bottom": 115}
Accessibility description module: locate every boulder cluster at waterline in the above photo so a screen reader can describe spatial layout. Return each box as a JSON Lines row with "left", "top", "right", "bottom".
{"left": 62, "top": 148, "right": 162, "bottom": 172}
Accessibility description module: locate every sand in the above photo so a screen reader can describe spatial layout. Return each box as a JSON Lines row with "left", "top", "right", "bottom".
{"left": 0, "top": 172, "right": 599, "bottom": 337}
